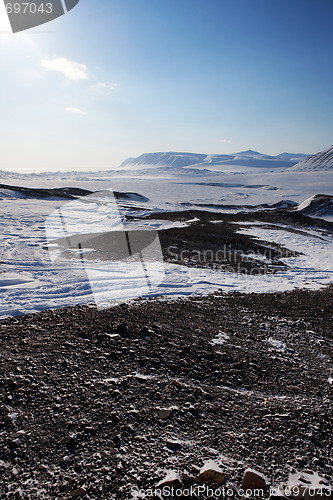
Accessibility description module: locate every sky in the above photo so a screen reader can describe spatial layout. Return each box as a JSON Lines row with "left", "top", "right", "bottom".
{"left": 0, "top": 0, "right": 333, "bottom": 172}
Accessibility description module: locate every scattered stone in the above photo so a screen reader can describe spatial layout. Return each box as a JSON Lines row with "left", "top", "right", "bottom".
{"left": 116, "top": 323, "right": 129, "bottom": 337}
{"left": 8, "top": 439, "right": 19, "bottom": 450}
{"left": 0, "top": 283, "right": 332, "bottom": 498}
{"left": 100, "top": 466, "right": 110, "bottom": 474}
{"left": 69, "top": 487, "right": 87, "bottom": 498}
{"left": 66, "top": 436, "right": 77, "bottom": 450}
{"left": 196, "top": 460, "right": 226, "bottom": 486}
{"left": 139, "top": 327, "right": 152, "bottom": 337}
{"left": 166, "top": 439, "right": 182, "bottom": 450}
{"left": 241, "top": 469, "right": 268, "bottom": 494}
{"left": 157, "top": 408, "right": 173, "bottom": 420}
{"left": 112, "top": 434, "right": 121, "bottom": 446}
{"left": 12, "top": 430, "right": 26, "bottom": 439}
{"left": 156, "top": 471, "right": 182, "bottom": 489}
{"left": 59, "top": 456, "right": 69, "bottom": 469}
{"left": 186, "top": 395, "right": 196, "bottom": 403}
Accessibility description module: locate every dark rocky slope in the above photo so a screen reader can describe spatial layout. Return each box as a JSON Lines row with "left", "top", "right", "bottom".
{"left": 0, "top": 287, "right": 332, "bottom": 498}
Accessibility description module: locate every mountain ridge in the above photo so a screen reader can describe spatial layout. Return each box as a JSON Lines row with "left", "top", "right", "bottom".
{"left": 120, "top": 150, "right": 310, "bottom": 171}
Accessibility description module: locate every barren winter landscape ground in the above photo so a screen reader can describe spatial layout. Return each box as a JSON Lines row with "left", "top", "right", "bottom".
{"left": 0, "top": 152, "right": 332, "bottom": 498}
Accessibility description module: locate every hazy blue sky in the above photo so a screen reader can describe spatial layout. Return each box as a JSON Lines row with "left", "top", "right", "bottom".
{"left": 1, "top": 0, "right": 333, "bottom": 172}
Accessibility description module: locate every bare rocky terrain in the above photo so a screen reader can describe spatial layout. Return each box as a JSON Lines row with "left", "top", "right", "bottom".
{"left": 0, "top": 285, "right": 332, "bottom": 499}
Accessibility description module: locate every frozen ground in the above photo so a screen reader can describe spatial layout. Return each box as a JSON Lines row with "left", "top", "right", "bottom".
{"left": 0, "top": 287, "right": 332, "bottom": 498}
{"left": 0, "top": 161, "right": 332, "bottom": 317}
{"left": 0, "top": 158, "right": 332, "bottom": 498}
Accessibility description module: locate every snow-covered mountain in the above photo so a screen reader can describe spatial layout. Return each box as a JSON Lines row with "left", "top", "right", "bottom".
{"left": 289, "top": 145, "right": 333, "bottom": 171}
{"left": 120, "top": 152, "right": 224, "bottom": 169}
{"left": 276, "top": 152, "right": 310, "bottom": 161}
{"left": 120, "top": 150, "right": 309, "bottom": 171}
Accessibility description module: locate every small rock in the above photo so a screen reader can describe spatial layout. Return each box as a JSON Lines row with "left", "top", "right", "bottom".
{"left": 196, "top": 460, "right": 225, "bottom": 486}
{"left": 116, "top": 323, "right": 129, "bottom": 337}
{"left": 203, "top": 392, "right": 213, "bottom": 401}
{"left": 109, "top": 412, "right": 120, "bottom": 423}
{"left": 112, "top": 434, "right": 121, "bottom": 446}
{"left": 60, "top": 456, "right": 69, "bottom": 469}
{"left": 70, "top": 487, "right": 86, "bottom": 498}
{"left": 156, "top": 471, "right": 182, "bottom": 489}
{"left": 186, "top": 395, "right": 196, "bottom": 404}
{"left": 139, "top": 327, "right": 153, "bottom": 337}
{"left": 12, "top": 431, "right": 26, "bottom": 439}
{"left": 100, "top": 466, "right": 109, "bottom": 474}
{"left": 188, "top": 406, "right": 199, "bottom": 417}
{"left": 66, "top": 436, "right": 77, "bottom": 450}
{"left": 241, "top": 469, "right": 268, "bottom": 494}
{"left": 197, "top": 471, "right": 225, "bottom": 486}
{"left": 9, "top": 382, "right": 18, "bottom": 392}
{"left": 166, "top": 439, "right": 182, "bottom": 450}
{"left": 157, "top": 408, "right": 172, "bottom": 420}
{"left": 8, "top": 439, "right": 19, "bottom": 450}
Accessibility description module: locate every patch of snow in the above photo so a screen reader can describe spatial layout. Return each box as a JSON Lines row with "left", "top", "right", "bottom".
{"left": 286, "top": 470, "right": 331, "bottom": 494}
{"left": 297, "top": 195, "right": 317, "bottom": 211}
{"left": 200, "top": 460, "right": 224, "bottom": 474}
{"left": 265, "top": 337, "right": 287, "bottom": 351}
{"left": 102, "top": 378, "right": 120, "bottom": 384}
{"left": 210, "top": 332, "right": 230, "bottom": 345}
{"left": 129, "top": 373, "right": 155, "bottom": 381}
{"left": 156, "top": 470, "right": 181, "bottom": 487}
{"left": 0, "top": 169, "right": 332, "bottom": 317}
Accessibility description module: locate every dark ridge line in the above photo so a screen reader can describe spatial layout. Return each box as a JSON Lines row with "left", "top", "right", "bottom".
{"left": 136, "top": 207, "right": 333, "bottom": 232}
{"left": 0, "top": 183, "right": 148, "bottom": 201}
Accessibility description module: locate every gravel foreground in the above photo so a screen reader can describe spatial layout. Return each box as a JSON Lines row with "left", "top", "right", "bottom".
{"left": 0, "top": 286, "right": 332, "bottom": 499}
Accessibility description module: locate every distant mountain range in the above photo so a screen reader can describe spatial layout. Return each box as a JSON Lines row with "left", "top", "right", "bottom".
{"left": 120, "top": 150, "right": 310, "bottom": 171}
{"left": 289, "top": 145, "right": 333, "bottom": 171}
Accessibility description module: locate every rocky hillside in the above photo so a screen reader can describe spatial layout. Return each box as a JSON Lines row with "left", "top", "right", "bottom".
{"left": 0, "top": 287, "right": 332, "bottom": 498}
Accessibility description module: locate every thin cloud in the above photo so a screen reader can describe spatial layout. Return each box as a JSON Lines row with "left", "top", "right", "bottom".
{"left": 98, "top": 82, "right": 117, "bottom": 90}
{"left": 41, "top": 57, "right": 89, "bottom": 81}
{"left": 65, "top": 107, "right": 86, "bottom": 115}
{"left": 219, "top": 139, "right": 232, "bottom": 144}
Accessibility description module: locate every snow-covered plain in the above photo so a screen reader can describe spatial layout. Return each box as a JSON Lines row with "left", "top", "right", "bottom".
{"left": 0, "top": 153, "right": 333, "bottom": 317}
